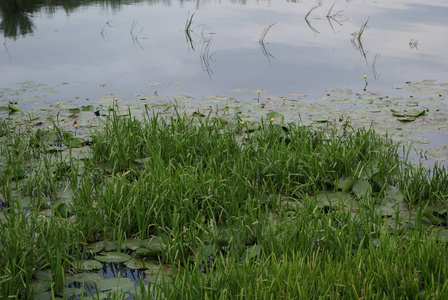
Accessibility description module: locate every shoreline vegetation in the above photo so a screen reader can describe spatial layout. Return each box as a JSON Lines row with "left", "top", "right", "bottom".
{"left": 1, "top": 100, "right": 448, "bottom": 299}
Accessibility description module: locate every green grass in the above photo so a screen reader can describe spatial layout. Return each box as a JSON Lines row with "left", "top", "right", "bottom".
{"left": 1, "top": 106, "right": 448, "bottom": 299}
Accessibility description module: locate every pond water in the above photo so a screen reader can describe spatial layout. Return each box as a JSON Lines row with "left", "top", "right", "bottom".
{"left": 1, "top": 0, "right": 448, "bottom": 163}
{"left": 1, "top": 0, "right": 448, "bottom": 101}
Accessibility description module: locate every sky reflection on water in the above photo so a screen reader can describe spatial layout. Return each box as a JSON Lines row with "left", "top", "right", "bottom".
{"left": 0, "top": 0, "right": 447, "bottom": 102}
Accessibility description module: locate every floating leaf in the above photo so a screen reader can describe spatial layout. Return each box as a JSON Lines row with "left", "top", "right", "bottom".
{"left": 66, "top": 272, "right": 104, "bottom": 284}
{"left": 137, "top": 237, "right": 167, "bottom": 258}
{"left": 266, "top": 111, "right": 284, "bottom": 121}
{"left": 397, "top": 117, "right": 417, "bottom": 122}
{"left": 121, "top": 239, "right": 144, "bottom": 251}
{"left": 71, "top": 260, "right": 103, "bottom": 271}
{"left": 53, "top": 202, "right": 68, "bottom": 218}
{"left": 36, "top": 270, "right": 52, "bottom": 281}
{"left": 95, "top": 251, "right": 131, "bottom": 263}
{"left": 196, "top": 244, "right": 216, "bottom": 262}
{"left": 86, "top": 241, "right": 106, "bottom": 254}
{"left": 82, "top": 105, "right": 94, "bottom": 112}
{"left": 243, "top": 244, "right": 261, "bottom": 261}
{"left": 69, "top": 108, "right": 81, "bottom": 114}
{"left": 315, "top": 192, "right": 355, "bottom": 209}
{"left": 94, "top": 277, "right": 135, "bottom": 293}
{"left": 0, "top": 106, "right": 9, "bottom": 112}
{"left": 62, "top": 137, "right": 83, "bottom": 148}
{"left": 352, "top": 180, "right": 372, "bottom": 198}
{"left": 8, "top": 103, "right": 21, "bottom": 112}
{"left": 404, "top": 109, "right": 425, "bottom": 117}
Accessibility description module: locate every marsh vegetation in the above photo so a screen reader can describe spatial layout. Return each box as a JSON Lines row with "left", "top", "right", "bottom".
{"left": 1, "top": 101, "right": 448, "bottom": 299}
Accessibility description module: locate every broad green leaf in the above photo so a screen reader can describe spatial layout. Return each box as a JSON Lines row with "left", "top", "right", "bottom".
{"left": 94, "top": 277, "right": 135, "bottom": 292}
{"left": 8, "top": 103, "right": 21, "bottom": 112}
{"left": 95, "top": 251, "right": 131, "bottom": 263}
{"left": 86, "top": 241, "right": 106, "bottom": 254}
{"left": 121, "top": 239, "right": 144, "bottom": 251}
{"left": 82, "top": 105, "right": 94, "bottom": 112}
{"left": 352, "top": 180, "right": 372, "bottom": 198}
{"left": 71, "top": 260, "right": 103, "bottom": 271}
{"left": 315, "top": 192, "right": 356, "bottom": 209}
{"left": 244, "top": 244, "right": 261, "bottom": 261}
{"left": 137, "top": 237, "right": 167, "bottom": 258}
{"left": 404, "top": 109, "right": 425, "bottom": 117}
{"left": 397, "top": 117, "right": 416, "bottom": 122}
{"left": 69, "top": 108, "right": 81, "bottom": 114}
{"left": 62, "top": 137, "right": 83, "bottom": 148}
{"left": 66, "top": 272, "right": 104, "bottom": 283}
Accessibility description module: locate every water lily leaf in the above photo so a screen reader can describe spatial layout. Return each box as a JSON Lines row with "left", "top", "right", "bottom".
{"left": 404, "top": 109, "right": 425, "bottom": 117}
{"left": 33, "top": 291, "right": 52, "bottom": 300}
{"left": 397, "top": 117, "right": 417, "bottom": 122}
{"left": 94, "top": 277, "right": 135, "bottom": 292}
{"left": 312, "top": 119, "right": 329, "bottom": 123}
{"left": 86, "top": 241, "right": 106, "bottom": 254}
{"left": 71, "top": 260, "right": 103, "bottom": 271}
{"left": 315, "top": 192, "right": 355, "bottom": 209}
{"left": 192, "top": 111, "right": 206, "bottom": 117}
{"left": 125, "top": 258, "right": 160, "bottom": 270}
{"left": 8, "top": 103, "right": 21, "bottom": 112}
{"left": 95, "top": 251, "right": 131, "bottom": 263}
{"left": 68, "top": 108, "right": 81, "bottom": 114}
{"left": 30, "top": 280, "right": 52, "bottom": 294}
{"left": 65, "top": 287, "right": 85, "bottom": 297}
{"left": 376, "top": 185, "right": 406, "bottom": 216}
{"left": 82, "top": 105, "right": 94, "bottom": 112}
{"left": 66, "top": 272, "right": 104, "bottom": 284}
{"left": 352, "top": 180, "right": 372, "bottom": 198}
{"left": 121, "top": 239, "right": 145, "bottom": 251}
{"left": 266, "top": 111, "right": 284, "bottom": 121}
{"left": 62, "top": 137, "right": 83, "bottom": 148}
{"left": 53, "top": 202, "right": 68, "bottom": 218}
{"left": 196, "top": 244, "right": 216, "bottom": 261}
{"left": 137, "top": 236, "right": 167, "bottom": 258}
{"left": 36, "top": 270, "right": 52, "bottom": 281}
{"left": 244, "top": 244, "right": 261, "bottom": 261}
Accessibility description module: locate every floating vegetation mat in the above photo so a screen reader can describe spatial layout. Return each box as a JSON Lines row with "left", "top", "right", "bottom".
{"left": 1, "top": 80, "right": 448, "bottom": 299}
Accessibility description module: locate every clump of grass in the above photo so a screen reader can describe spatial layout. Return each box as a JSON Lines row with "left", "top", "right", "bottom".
{"left": 1, "top": 107, "right": 448, "bottom": 299}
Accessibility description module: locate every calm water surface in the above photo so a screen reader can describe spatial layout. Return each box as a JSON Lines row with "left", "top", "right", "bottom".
{"left": 1, "top": 0, "right": 448, "bottom": 103}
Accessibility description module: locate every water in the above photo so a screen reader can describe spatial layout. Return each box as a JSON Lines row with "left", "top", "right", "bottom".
{"left": 1, "top": 0, "right": 448, "bottom": 102}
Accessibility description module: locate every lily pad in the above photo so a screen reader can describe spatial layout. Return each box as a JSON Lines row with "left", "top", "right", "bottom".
{"left": 8, "top": 103, "right": 21, "bottom": 112}
{"left": 62, "top": 137, "right": 83, "bottom": 148}
{"left": 397, "top": 117, "right": 417, "bottom": 122}
{"left": 136, "top": 236, "right": 167, "bottom": 258}
{"left": 94, "top": 277, "right": 135, "bottom": 293}
{"left": 95, "top": 251, "right": 131, "bottom": 263}
{"left": 71, "top": 260, "right": 103, "bottom": 271}
{"left": 243, "top": 244, "right": 262, "bottom": 261}
{"left": 352, "top": 180, "right": 372, "bottom": 198}
{"left": 66, "top": 272, "right": 104, "bottom": 284}
{"left": 315, "top": 192, "right": 356, "bottom": 210}
{"left": 121, "top": 239, "right": 145, "bottom": 251}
